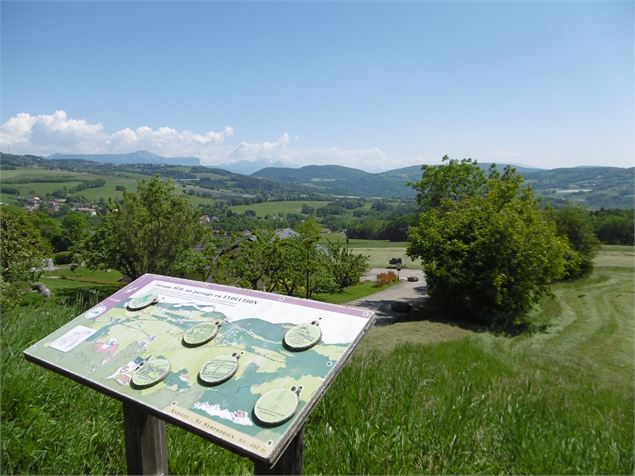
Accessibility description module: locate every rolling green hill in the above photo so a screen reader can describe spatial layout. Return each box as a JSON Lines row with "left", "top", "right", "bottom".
{"left": 254, "top": 163, "right": 634, "bottom": 208}
{"left": 1, "top": 153, "right": 633, "bottom": 208}
{"left": 254, "top": 164, "right": 417, "bottom": 198}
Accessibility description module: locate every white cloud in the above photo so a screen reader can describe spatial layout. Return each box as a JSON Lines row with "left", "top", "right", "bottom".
{"left": 229, "top": 133, "right": 292, "bottom": 162}
{"left": 228, "top": 133, "right": 389, "bottom": 171}
{"left": 0, "top": 110, "right": 233, "bottom": 159}
{"left": 0, "top": 110, "right": 391, "bottom": 171}
{"left": 0, "top": 111, "right": 107, "bottom": 154}
{"left": 491, "top": 149, "right": 524, "bottom": 159}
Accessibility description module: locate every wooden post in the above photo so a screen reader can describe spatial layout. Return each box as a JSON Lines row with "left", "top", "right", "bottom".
{"left": 122, "top": 401, "right": 169, "bottom": 475}
{"left": 254, "top": 427, "right": 304, "bottom": 475}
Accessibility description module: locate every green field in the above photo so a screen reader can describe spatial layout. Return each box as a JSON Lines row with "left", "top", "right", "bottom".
{"left": 1, "top": 247, "right": 633, "bottom": 474}
{"left": 0, "top": 167, "right": 141, "bottom": 202}
{"left": 595, "top": 244, "right": 634, "bottom": 268}
{"left": 0, "top": 168, "right": 80, "bottom": 179}
{"left": 229, "top": 200, "right": 332, "bottom": 217}
{"left": 353, "top": 247, "right": 422, "bottom": 269}
{"left": 40, "top": 267, "right": 123, "bottom": 293}
{"left": 320, "top": 233, "right": 418, "bottom": 268}
{"left": 320, "top": 232, "right": 408, "bottom": 248}
{"left": 0, "top": 166, "right": 224, "bottom": 206}
{"left": 314, "top": 280, "right": 397, "bottom": 304}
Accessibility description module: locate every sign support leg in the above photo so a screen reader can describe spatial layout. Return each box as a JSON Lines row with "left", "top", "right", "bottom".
{"left": 253, "top": 427, "right": 304, "bottom": 475}
{"left": 122, "top": 401, "right": 169, "bottom": 475}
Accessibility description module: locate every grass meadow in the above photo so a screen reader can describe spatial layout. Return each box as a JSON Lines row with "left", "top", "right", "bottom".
{"left": 1, "top": 247, "right": 633, "bottom": 474}
{"left": 229, "top": 200, "right": 332, "bottom": 217}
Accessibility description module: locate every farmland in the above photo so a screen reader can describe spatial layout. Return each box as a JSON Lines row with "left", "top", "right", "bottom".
{"left": 0, "top": 167, "right": 141, "bottom": 203}
{"left": 229, "top": 200, "right": 332, "bottom": 217}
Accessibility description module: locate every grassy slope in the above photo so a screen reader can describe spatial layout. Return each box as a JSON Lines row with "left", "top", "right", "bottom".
{"left": 309, "top": 259, "right": 633, "bottom": 474}
{"left": 1, "top": 248, "right": 633, "bottom": 474}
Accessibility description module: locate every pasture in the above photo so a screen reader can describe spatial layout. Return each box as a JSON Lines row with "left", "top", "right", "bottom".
{"left": 229, "top": 200, "right": 332, "bottom": 217}
{"left": 0, "top": 167, "right": 141, "bottom": 202}
{"left": 1, "top": 247, "right": 632, "bottom": 474}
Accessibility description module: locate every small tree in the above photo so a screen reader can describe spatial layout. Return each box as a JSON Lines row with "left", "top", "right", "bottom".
{"left": 294, "top": 218, "right": 334, "bottom": 298}
{"left": 0, "top": 205, "right": 51, "bottom": 309}
{"left": 173, "top": 232, "right": 221, "bottom": 283}
{"left": 301, "top": 204, "right": 315, "bottom": 215}
{"left": 324, "top": 240, "right": 369, "bottom": 290}
{"left": 84, "top": 176, "right": 202, "bottom": 279}
{"left": 408, "top": 159, "right": 568, "bottom": 324}
{"left": 222, "top": 229, "right": 284, "bottom": 291}
{"left": 61, "top": 211, "right": 89, "bottom": 255}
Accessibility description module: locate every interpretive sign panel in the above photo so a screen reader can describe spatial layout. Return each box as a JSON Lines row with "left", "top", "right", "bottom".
{"left": 24, "top": 274, "right": 375, "bottom": 464}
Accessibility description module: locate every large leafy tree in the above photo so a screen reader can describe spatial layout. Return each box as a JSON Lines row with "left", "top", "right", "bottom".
{"left": 408, "top": 158, "right": 568, "bottom": 324}
{"left": 544, "top": 205, "right": 600, "bottom": 279}
{"left": 85, "top": 176, "right": 202, "bottom": 279}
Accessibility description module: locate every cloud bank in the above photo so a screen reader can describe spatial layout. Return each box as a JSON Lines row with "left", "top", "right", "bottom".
{"left": 0, "top": 110, "right": 390, "bottom": 171}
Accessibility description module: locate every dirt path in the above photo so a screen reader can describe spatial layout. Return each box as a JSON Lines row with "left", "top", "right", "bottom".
{"left": 348, "top": 268, "right": 427, "bottom": 324}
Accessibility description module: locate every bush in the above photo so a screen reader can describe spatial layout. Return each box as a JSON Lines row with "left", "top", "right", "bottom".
{"left": 408, "top": 159, "right": 567, "bottom": 325}
{"left": 54, "top": 251, "right": 74, "bottom": 265}
{"left": 375, "top": 271, "right": 398, "bottom": 287}
{"left": 544, "top": 205, "right": 600, "bottom": 280}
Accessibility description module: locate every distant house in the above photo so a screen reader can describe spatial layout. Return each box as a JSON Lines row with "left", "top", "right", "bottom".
{"left": 24, "top": 196, "right": 41, "bottom": 212}
{"left": 320, "top": 227, "right": 332, "bottom": 234}
{"left": 274, "top": 228, "right": 299, "bottom": 240}
{"left": 200, "top": 214, "right": 211, "bottom": 223}
{"left": 74, "top": 207, "right": 97, "bottom": 216}
{"left": 48, "top": 198, "right": 67, "bottom": 212}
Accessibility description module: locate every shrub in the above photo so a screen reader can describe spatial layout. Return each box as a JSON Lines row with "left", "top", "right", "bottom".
{"left": 375, "top": 271, "right": 398, "bottom": 287}
{"left": 408, "top": 159, "right": 567, "bottom": 325}
{"left": 54, "top": 251, "right": 74, "bottom": 265}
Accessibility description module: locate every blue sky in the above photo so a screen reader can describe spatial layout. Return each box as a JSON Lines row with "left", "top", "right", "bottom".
{"left": 1, "top": 1, "right": 633, "bottom": 171}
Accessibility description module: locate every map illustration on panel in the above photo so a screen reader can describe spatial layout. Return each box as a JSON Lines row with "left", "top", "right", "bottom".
{"left": 24, "top": 274, "right": 374, "bottom": 462}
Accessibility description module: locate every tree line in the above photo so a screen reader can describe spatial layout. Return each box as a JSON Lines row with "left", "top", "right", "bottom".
{"left": 2, "top": 160, "right": 631, "bottom": 327}
{"left": 0, "top": 177, "right": 370, "bottom": 310}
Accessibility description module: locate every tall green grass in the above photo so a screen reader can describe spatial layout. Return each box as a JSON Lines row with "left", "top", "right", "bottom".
{"left": 2, "top": 265, "right": 633, "bottom": 474}
{"left": 308, "top": 341, "right": 632, "bottom": 474}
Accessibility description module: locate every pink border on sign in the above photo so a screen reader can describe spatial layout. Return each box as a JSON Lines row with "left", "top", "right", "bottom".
{"left": 102, "top": 274, "right": 372, "bottom": 319}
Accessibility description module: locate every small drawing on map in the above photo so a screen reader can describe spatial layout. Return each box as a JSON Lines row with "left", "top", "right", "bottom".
{"left": 131, "top": 356, "right": 171, "bottom": 388}
{"left": 283, "top": 322, "right": 322, "bottom": 351}
{"left": 198, "top": 354, "right": 240, "bottom": 385}
{"left": 108, "top": 357, "right": 146, "bottom": 385}
{"left": 127, "top": 293, "right": 159, "bottom": 311}
{"left": 253, "top": 387, "right": 302, "bottom": 426}
{"left": 49, "top": 325, "right": 97, "bottom": 352}
{"left": 94, "top": 337, "right": 119, "bottom": 363}
{"left": 182, "top": 321, "right": 220, "bottom": 347}
{"left": 193, "top": 402, "right": 253, "bottom": 426}
{"left": 83, "top": 305, "right": 107, "bottom": 320}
